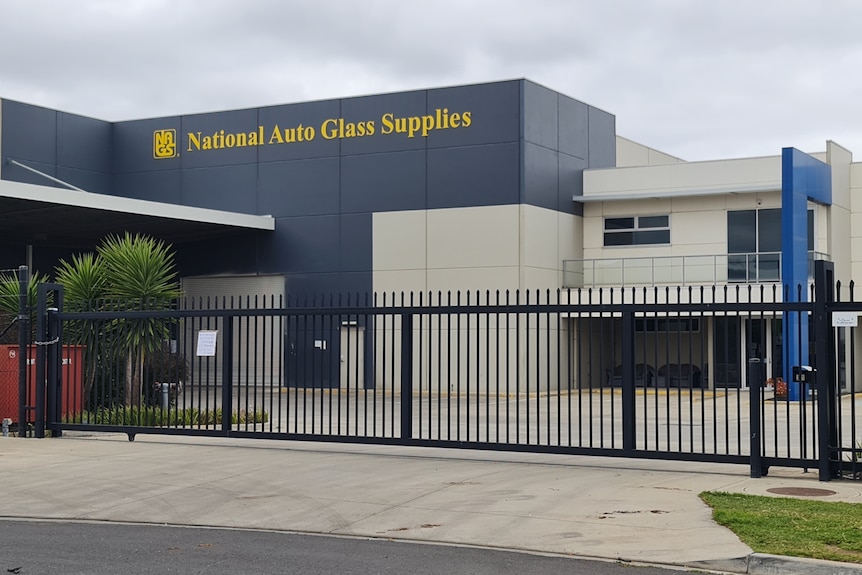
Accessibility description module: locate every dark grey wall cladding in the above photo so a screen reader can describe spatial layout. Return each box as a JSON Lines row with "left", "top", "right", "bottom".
{"left": 588, "top": 106, "right": 616, "bottom": 168}
{"left": 257, "top": 157, "right": 340, "bottom": 217}
{"left": 56, "top": 167, "right": 111, "bottom": 196}
{"left": 174, "top": 233, "right": 260, "bottom": 277}
{"left": 521, "top": 80, "right": 615, "bottom": 214}
{"left": 259, "top": 215, "right": 340, "bottom": 274}
{"left": 558, "top": 94, "right": 589, "bottom": 160}
{"left": 523, "top": 142, "right": 559, "bottom": 211}
{"left": 341, "top": 150, "right": 426, "bottom": 213}
{"left": 282, "top": 272, "right": 373, "bottom": 301}
{"left": 252, "top": 212, "right": 372, "bottom": 291}
{"left": 180, "top": 108, "right": 259, "bottom": 169}
{"left": 258, "top": 100, "right": 341, "bottom": 162}
{"left": 427, "top": 142, "right": 520, "bottom": 209}
{"left": 338, "top": 213, "right": 373, "bottom": 273}
{"left": 427, "top": 81, "right": 520, "bottom": 147}
{"left": 2, "top": 100, "right": 57, "bottom": 165}
{"left": 523, "top": 81, "right": 558, "bottom": 150}
{"left": 335, "top": 271, "right": 374, "bottom": 298}
{"left": 258, "top": 214, "right": 373, "bottom": 295}
{"left": 1, "top": 100, "right": 112, "bottom": 193}
{"left": 112, "top": 116, "right": 182, "bottom": 175}
{"left": 57, "top": 112, "right": 112, "bottom": 175}
{"left": 339, "top": 91, "right": 428, "bottom": 155}
{"left": 4, "top": 159, "right": 57, "bottom": 186}
{"left": 181, "top": 164, "right": 257, "bottom": 213}
{"left": 112, "top": 170, "right": 182, "bottom": 203}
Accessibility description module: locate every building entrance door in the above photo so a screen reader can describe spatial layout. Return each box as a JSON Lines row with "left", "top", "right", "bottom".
{"left": 714, "top": 316, "right": 741, "bottom": 387}
{"left": 339, "top": 326, "right": 365, "bottom": 389}
{"left": 744, "top": 318, "right": 783, "bottom": 387}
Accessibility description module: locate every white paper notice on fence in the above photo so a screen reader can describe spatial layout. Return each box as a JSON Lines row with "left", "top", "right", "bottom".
{"left": 196, "top": 330, "right": 218, "bottom": 356}
{"left": 832, "top": 312, "right": 858, "bottom": 328}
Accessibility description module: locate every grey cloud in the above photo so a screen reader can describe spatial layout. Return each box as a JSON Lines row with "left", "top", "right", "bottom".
{"left": 0, "top": 0, "right": 860, "bottom": 160}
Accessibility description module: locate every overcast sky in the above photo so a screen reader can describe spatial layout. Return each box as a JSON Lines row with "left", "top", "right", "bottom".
{"left": 0, "top": 0, "right": 859, "bottom": 162}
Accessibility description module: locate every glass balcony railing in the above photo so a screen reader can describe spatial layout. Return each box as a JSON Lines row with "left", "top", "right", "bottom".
{"left": 562, "top": 251, "right": 830, "bottom": 288}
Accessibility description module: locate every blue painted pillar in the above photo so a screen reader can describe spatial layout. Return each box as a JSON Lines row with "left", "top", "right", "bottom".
{"left": 780, "top": 148, "right": 831, "bottom": 401}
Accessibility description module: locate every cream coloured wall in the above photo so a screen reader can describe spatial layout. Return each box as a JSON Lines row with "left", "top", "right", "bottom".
{"left": 584, "top": 155, "right": 781, "bottom": 200}
{"left": 582, "top": 191, "right": 783, "bottom": 264}
{"left": 826, "top": 142, "right": 852, "bottom": 286}
{"left": 850, "top": 162, "right": 862, "bottom": 281}
{"left": 521, "top": 205, "right": 559, "bottom": 272}
{"left": 373, "top": 205, "right": 522, "bottom": 295}
{"left": 370, "top": 314, "right": 573, "bottom": 394}
{"left": 578, "top": 189, "right": 798, "bottom": 288}
{"left": 616, "top": 136, "right": 684, "bottom": 167}
{"left": 371, "top": 204, "right": 578, "bottom": 393}
{"left": 426, "top": 205, "right": 520, "bottom": 271}
{"left": 374, "top": 204, "right": 583, "bottom": 297}
{"left": 520, "top": 205, "right": 583, "bottom": 296}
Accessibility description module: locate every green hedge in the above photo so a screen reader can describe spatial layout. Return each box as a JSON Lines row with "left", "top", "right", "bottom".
{"left": 66, "top": 406, "right": 268, "bottom": 427}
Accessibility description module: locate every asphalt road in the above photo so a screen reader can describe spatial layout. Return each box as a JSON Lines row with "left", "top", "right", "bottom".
{"left": 0, "top": 519, "right": 684, "bottom": 575}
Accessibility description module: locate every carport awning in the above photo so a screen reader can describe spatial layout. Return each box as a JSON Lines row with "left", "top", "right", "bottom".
{"left": 0, "top": 179, "right": 275, "bottom": 247}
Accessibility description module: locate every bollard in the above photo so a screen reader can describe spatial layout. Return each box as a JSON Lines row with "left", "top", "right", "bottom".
{"left": 2, "top": 418, "right": 11, "bottom": 437}
{"left": 749, "top": 358, "right": 765, "bottom": 478}
{"left": 161, "top": 383, "right": 169, "bottom": 409}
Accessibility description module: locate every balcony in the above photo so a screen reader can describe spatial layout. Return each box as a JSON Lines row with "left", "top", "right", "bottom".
{"left": 562, "top": 252, "right": 830, "bottom": 288}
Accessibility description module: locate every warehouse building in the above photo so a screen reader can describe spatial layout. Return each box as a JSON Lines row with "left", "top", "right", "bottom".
{"left": 0, "top": 79, "right": 857, "bottom": 391}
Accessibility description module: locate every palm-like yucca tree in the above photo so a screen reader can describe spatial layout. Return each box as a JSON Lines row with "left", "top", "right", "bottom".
{"left": 56, "top": 233, "right": 180, "bottom": 406}
{"left": 97, "top": 233, "right": 180, "bottom": 406}
{"left": 0, "top": 271, "right": 50, "bottom": 344}
{"left": 55, "top": 253, "right": 107, "bottom": 311}
{"left": 55, "top": 253, "right": 108, "bottom": 403}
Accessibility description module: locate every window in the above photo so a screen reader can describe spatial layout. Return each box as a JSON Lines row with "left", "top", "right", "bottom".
{"left": 726, "top": 208, "right": 815, "bottom": 282}
{"left": 603, "top": 215, "right": 670, "bottom": 246}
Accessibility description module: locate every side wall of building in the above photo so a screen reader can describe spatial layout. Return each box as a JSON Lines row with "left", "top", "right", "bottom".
{"left": 0, "top": 99, "right": 114, "bottom": 271}
{"left": 112, "top": 81, "right": 529, "bottom": 296}
{"left": 0, "top": 99, "right": 113, "bottom": 194}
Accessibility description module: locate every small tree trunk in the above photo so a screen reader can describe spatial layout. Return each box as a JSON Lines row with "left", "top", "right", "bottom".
{"left": 124, "top": 354, "right": 135, "bottom": 407}
{"left": 124, "top": 351, "right": 143, "bottom": 408}
{"left": 132, "top": 352, "right": 144, "bottom": 407}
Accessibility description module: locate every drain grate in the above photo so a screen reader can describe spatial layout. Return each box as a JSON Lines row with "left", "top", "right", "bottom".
{"left": 766, "top": 487, "right": 837, "bottom": 497}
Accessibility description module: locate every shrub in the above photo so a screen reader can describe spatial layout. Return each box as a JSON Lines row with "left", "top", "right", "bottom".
{"left": 65, "top": 406, "right": 268, "bottom": 427}
{"left": 142, "top": 344, "right": 190, "bottom": 407}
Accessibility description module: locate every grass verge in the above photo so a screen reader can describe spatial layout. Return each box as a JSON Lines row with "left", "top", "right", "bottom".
{"left": 700, "top": 491, "right": 862, "bottom": 564}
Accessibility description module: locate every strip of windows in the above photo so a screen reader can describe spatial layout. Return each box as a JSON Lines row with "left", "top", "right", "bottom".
{"left": 635, "top": 317, "right": 700, "bottom": 332}
{"left": 604, "top": 215, "right": 670, "bottom": 246}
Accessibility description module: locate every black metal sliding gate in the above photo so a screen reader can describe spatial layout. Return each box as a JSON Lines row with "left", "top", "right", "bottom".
{"left": 17, "top": 261, "right": 860, "bottom": 480}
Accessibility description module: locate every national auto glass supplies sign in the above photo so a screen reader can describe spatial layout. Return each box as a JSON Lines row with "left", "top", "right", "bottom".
{"left": 153, "top": 108, "right": 472, "bottom": 158}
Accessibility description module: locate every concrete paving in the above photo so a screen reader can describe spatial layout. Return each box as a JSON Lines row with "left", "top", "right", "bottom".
{"left": 1, "top": 433, "right": 861, "bottom": 574}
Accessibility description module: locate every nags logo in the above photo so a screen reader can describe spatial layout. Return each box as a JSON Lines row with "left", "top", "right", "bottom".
{"left": 153, "top": 129, "right": 178, "bottom": 159}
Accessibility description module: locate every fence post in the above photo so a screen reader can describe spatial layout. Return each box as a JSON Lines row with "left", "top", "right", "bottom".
{"left": 17, "top": 265, "right": 28, "bottom": 437}
{"left": 813, "top": 260, "right": 836, "bottom": 481}
{"left": 46, "top": 290, "right": 63, "bottom": 438}
{"left": 221, "top": 315, "right": 233, "bottom": 435}
{"left": 621, "top": 309, "right": 635, "bottom": 452}
{"left": 400, "top": 313, "right": 413, "bottom": 442}
{"left": 34, "top": 285, "right": 48, "bottom": 439}
{"left": 34, "top": 283, "right": 63, "bottom": 439}
{"left": 748, "top": 358, "right": 765, "bottom": 478}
